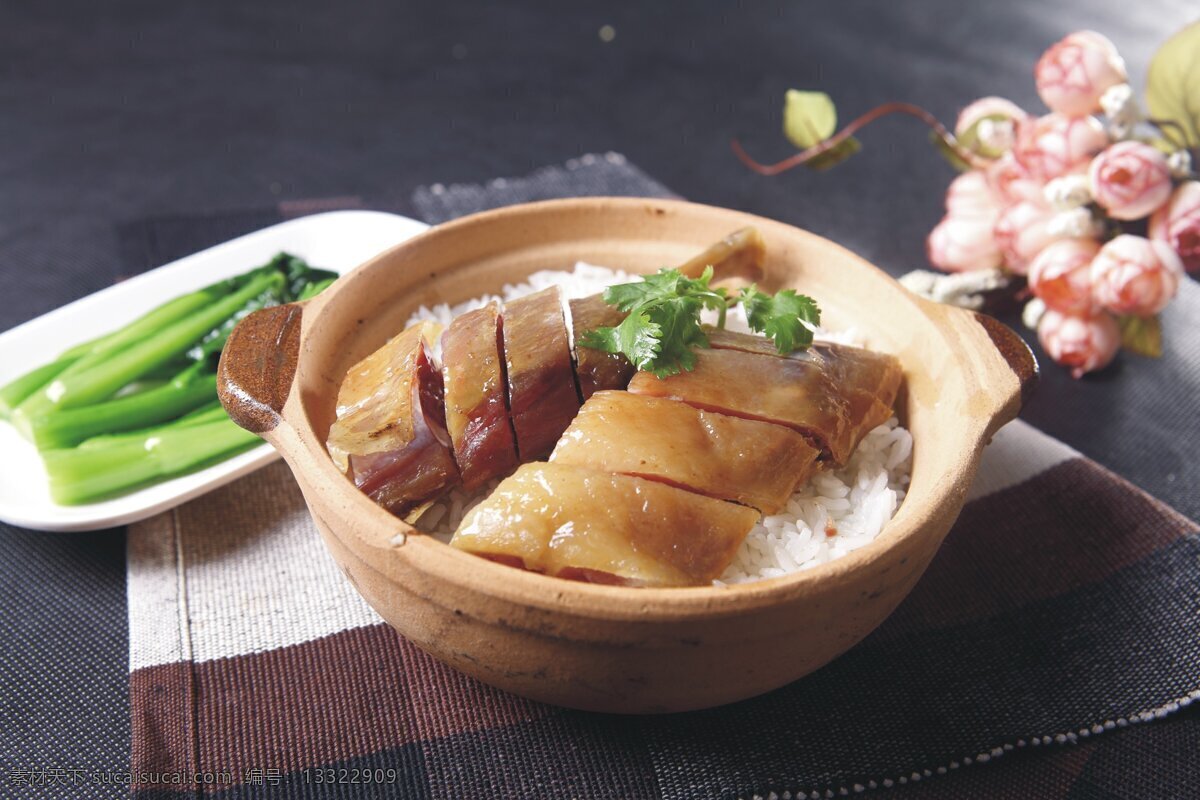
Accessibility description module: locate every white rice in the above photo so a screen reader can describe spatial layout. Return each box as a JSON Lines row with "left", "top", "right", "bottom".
{"left": 406, "top": 264, "right": 913, "bottom": 584}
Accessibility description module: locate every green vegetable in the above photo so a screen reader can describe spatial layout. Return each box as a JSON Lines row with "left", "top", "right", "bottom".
{"left": 22, "top": 365, "right": 217, "bottom": 449}
{"left": 0, "top": 355, "right": 79, "bottom": 420}
{"left": 578, "top": 267, "right": 821, "bottom": 377}
{"left": 42, "top": 418, "right": 262, "bottom": 505}
{"left": 0, "top": 251, "right": 337, "bottom": 504}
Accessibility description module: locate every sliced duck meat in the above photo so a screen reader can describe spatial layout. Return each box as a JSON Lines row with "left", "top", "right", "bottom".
{"left": 566, "top": 227, "right": 766, "bottom": 398}
{"left": 569, "top": 293, "right": 635, "bottom": 399}
{"left": 550, "top": 390, "right": 818, "bottom": 513}
{"left": 326, "top": 321, "right": 459, "bottom": 517}
{"left": 705, "top": 327, "right": 903, "bottom": 451}
{"left": 628, "top": 345, "right": 856, "bottom": 464}
{"left": 440, "top": 303, "right": 519, "bottom": 489}
{"left": 502, "top": 286, "right": 580, "bottom": 459}
{"left": 450, "top": 462, "right": 758, "bottom": 587}
{"left": 676, "top": 226, "right": 767, "bottom": 281}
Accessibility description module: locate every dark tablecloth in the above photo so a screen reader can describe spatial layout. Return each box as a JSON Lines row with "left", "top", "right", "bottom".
{"left": 2, "top": 2, "right": 1197, "bottom": 798}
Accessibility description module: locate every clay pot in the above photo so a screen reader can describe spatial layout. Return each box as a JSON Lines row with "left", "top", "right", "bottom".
{"left": 218, "top": 198, "right": 1036, "bottom": 713}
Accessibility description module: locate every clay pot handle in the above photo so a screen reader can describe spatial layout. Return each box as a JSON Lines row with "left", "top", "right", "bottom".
{"left": 971, "top": 311, "right": 1039, "bottom": 405}
{"left": 217, "top": 302, "right": 306, "bottom": 436}
{"left": 917, "top": 298, "right": 1039, "bottom": 439}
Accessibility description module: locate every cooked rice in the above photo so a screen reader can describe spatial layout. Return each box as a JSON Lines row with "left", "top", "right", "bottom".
{"left": 406, "top": 263, "right": 913, "bottom": 584}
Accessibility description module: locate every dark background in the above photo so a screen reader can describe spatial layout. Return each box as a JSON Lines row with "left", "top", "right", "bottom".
{"left": 1, "top": 1, "right": 1197, "bottom": 797}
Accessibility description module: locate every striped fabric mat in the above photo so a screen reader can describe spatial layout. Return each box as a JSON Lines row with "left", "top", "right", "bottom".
{"left": 126, "top": 419, "right": 1200, "bottom": 799}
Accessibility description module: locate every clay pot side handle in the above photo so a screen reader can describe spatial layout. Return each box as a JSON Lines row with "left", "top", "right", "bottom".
{"left": 972, "top": 311, "right": 1039, "bottom": 405}
{"left": 217, "top": 303, "right": 305, "bottom": 435}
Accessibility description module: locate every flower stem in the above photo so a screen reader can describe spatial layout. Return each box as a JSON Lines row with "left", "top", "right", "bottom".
{"left": 732, "top": 101, "right": 986, "bottom": 175}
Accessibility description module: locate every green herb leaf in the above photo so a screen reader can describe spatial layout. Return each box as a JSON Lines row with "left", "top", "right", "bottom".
{"left": 1146, "top": 22, "right": 1200, "bottom": 148}
{"left": 578, "top": 310, "right": 661, "bottom": 371}
{"left": 784, "top": 90, "right": 838, "bottom": 149}
{"left": 1117, "top": 314, "right": 1163, "bottom": 359}
{"left": 580, "top": 269, "right": 820, "bottom": 376}
{"left": 740, "top": 286, "right": 821, "bottom": 353}
{"left": 930, "top": 130, "right": 972, "bottom": 172}
{"left": 805, "top": 137, "right": 863, "bottom": 171}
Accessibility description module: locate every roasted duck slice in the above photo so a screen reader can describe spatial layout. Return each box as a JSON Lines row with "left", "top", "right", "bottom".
{"left": 450, "top": 462, "right": 758, "bottom": 587}
{"left": 676, "top": 226, "right": 767, "bottom": 281}
{"left": 569, "top": 293, "right": 635, "bottom": 399}
{"left": 440, "top": 303, "right": 518, "bottom": 488}
{"left": 503, "top": 286, "right": 580, "bottom": 458}
{"left": 706, "top": 328, "right": 903, "bottom": 449}
{"left": 568, "top": 227, "right": 768, "bottom": 399}
{"left": 628, "top": 346, "right": 856, "bottom": 464}
{"left": 326, "top": 321, "right": 459, "bottom": 517}
{"left": 550, "top": 391, "right": 818, "bottom": 513}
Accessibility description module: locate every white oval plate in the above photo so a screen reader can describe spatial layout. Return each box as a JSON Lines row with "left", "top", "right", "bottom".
{"left": 0, "top": 210, "right": 428, "bottom": 532}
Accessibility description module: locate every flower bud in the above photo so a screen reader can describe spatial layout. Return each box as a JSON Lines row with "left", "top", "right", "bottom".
{"left": 1028, "top": 238, "right": 1100, "bottom": 314}
{"left": 955, "top": 97, "right": 1029, "bottom": 158}
{"left": 945, "top": 170, "right": 1004, "bottom": 219}
{"left": 1166, "top": 149, "right": 1193, "bottom": 181}
{"left": 1148, "top": 181, "right": 1200, "bottom": 272}
{"left": 1099, "top": 83, "right": 1139, "bottom": 138}
{"left": 1043, "top": 174, "right": 1092, "bottom": 209}
{"left": 927, "top": 214, "right": 1002, "bottom": 273}
{"left": 1045, "top": 207, "right": 1102, "bottom": 240}
{"left": 986, "top": 153, "right": 1044, "bottom": 204}
{"left": 1090, "top": 234, "right": 1183, "bottom": 315}
{"left": 993, "top": 200, "right": 1064, "bottom": 274}
{"left": 1035, "top": 31, "right": 1128, "bottom": 117}
{"left": 1014, "top": 113, "right": 1108, "bottom": 182}
{"left": 1038, "top": 308, "right": 1120, "bottom": 378}
{"left": 1088, "top": 141, "right": 1173, "bottom": 221}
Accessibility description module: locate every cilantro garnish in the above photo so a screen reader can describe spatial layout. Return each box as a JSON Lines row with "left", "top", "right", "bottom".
{"left": 577, "top": 268, "right": 821, "bottom": 377}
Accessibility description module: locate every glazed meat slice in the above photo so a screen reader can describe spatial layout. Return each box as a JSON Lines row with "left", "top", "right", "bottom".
{"left": 502, "top": 286, "right": 580, "bottom": 458}
{"left": 326, "top": 321, "right": 459, "bottom": 517}
{"left": 450, "top": 462, "right": 758, "bottom": 587}
{"left": 440, "top": 303, "right": 518, "bottom": 488}
{"left": 676, "top": 226, "right": 767, "bottom": 281}
{"left": 550, "top": 391, "right": 818, "bottom": 513}
{"left": 567, "top": 228, "right": 766, "bottom": 398}
{"left": 628, "top": 346, "right": 856, "bottom": 464}
{"left": 706, "top": 328, "right": 903, "bottom": 449}
{"left": 569, "top": 294, "right": 635, "bottom": 399}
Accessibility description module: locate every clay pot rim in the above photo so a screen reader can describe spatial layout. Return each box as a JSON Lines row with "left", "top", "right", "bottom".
{"left": 223, "top": 197, "right": 1034, "bottom": 624}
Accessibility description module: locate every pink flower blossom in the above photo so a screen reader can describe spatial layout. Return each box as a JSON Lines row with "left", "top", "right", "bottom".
{"left": 1035, "top": 31, "right": 1128, "bottom": 117}
{"left": 1087, "top": 141, "right": 1172, "bottom": 221}
{"left": 1013, "top": 113, "right": 1108, "bottom": 182}
{"left": 1038, "top": 308, "right": 1120, "bottom": 378}
{"left": 1090, "top": 234, "right": 1183, "bottom": 316}
{"left": 1149, "top": 181, "right": 1200, "bottom": 273}
{"left": 955, "top": 97, "right": 1029, "bottom": 158}
{"left": 945, "top": 170, "right": 1005, "bottom": 218}
{"left": 1028, "top": 238, "right": 1100, "bottom": 314}
{"left": 993, "top": 200, "right": 1064, "bottom": 274}
{"left": 927, "top": 214, "right": 1002, "bottom": 273}
{"left": 986, "top": 153, "right": 1044, "bottom": 204}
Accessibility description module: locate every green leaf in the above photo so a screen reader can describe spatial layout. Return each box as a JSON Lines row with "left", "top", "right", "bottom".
{"left": 930, "top": 131, "right": 972, "bottom": 172}
{"left": 957, "top": 113, "right": 1014, "bottom": 159}
{"left": 1117, "top": 314, "right": 1163, "bottom": 359}
{"left": 1146, "top": 22, "right": 1200, "bottom": 148}
{"left": 740, "top": 286, "right": 821, "bottom": 353}
{"left": 578, "top": 310, "right": 663, "bottom": 372}
{"left": 783, "top": 90, "right": 838, "bottom": 150}
{"left": 804, "top": 137, "right": 862, "bottom": 171}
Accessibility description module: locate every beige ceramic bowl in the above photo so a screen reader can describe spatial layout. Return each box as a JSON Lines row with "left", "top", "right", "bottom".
{"left": 217, "top": 197, "right": 1036, "bottom": 713}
